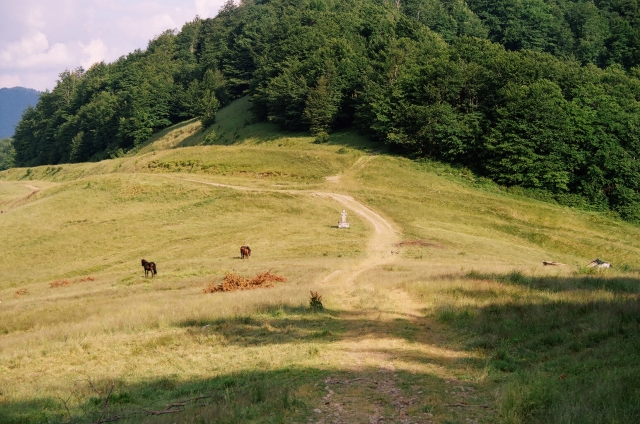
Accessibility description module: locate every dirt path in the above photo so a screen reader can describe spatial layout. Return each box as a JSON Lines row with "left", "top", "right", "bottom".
{"left": 22, "top": 184, "right": 40, "bottom": 192}
{"left": 171, "top": 173, "right": 401, "bottom": 285}
{"left": 0, "top": 183, "right": 41, "bottom": 213}
{"left": 167, "top": 167, "right": 492, "bottom": 423}
{"left": 313, "top": 192, "right": 399, "bottom": 284}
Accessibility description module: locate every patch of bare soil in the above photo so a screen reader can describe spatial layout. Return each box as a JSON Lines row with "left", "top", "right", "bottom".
{"left": 0, "top": 184, "right": 41, "bottom": 213}
{"left": 311, "top": 373, "right": 432, "bottom": 424}
{"left": 202, "top": 270, "right": 286, "bottom": 293}
{"left": 311, "top": 374, "right": 489, "bottom": 424}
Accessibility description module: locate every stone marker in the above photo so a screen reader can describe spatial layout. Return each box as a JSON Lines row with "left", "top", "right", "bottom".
{"left": 338, "top": 210, "right": 350, "bottom": 228}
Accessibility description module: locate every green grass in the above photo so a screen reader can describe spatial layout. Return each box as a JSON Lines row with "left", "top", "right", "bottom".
{"left": 2, "top": 97, "right": 640, "bottom": 423}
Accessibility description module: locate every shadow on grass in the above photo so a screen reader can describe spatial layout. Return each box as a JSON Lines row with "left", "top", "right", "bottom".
{"left": 424, "top": 271, "right": 640, "bottom": 424}
{"left": 0, "top": 366, "right": 460, "bottom": 424}
{"left": 0, "top": 303, "right": 481, "bottom": 423}
{"left": 5, "top": 272, "right": 640, "bottom": 424}
{"left": 320, "top": 130, "right": 386, "bottom": 153}
{"left": 177, "top": 304, "right": 435, "bottom": 348}
{"left": 176, "top": 275, "right": 640, "bottom": 423}
{"left": 460, "top": 269, "right": 640, "bottom": 293}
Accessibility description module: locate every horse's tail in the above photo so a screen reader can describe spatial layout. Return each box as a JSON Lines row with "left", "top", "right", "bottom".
{"left": 153, "top": 264, "right": 157, "bottom": 275}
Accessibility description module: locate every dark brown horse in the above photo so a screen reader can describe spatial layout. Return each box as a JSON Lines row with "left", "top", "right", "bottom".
{"left": 240, "top": 246, "right": 251, "bottom": 259}
{"left": 141, "top": 259, "right": 157, "bottom": 277}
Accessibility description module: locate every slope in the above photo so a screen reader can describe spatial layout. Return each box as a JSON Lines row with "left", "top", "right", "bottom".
{"left": 0, "top": 98, "right": 639, "bottom": 423}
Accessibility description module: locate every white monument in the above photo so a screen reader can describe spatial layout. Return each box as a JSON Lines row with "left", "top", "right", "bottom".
{"left": 338, "top": 210, "right": 350, "bottom": 228}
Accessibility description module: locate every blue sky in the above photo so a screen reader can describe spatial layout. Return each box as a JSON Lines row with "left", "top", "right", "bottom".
{"left": 0, "top": 0, "right": 227, "bottom": 91}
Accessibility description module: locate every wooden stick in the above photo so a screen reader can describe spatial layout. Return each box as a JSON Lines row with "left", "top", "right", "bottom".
{"left": 95, "top": 383, "right": 115, "bottom": 424}
{"left": 445, "top": 403, "right": 489, "bottom": 408}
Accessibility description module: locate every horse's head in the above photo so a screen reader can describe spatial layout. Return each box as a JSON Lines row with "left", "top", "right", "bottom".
{"left": 141, "top": 259, "right": 147, "bottom": 266}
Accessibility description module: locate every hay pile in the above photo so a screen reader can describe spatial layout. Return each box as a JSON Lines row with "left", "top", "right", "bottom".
{"left": 49, "top": 280, "right": 70, "bottom": 288}
{"left": 203, "top": 270, "right": 286, "bottom": 293}
{"left": 49, "top": 276, "right": 95, "bottom": 288}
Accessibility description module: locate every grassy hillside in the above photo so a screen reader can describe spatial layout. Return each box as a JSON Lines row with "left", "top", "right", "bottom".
{"left": 1, "top": 98, "right": 639, "bottom": 423}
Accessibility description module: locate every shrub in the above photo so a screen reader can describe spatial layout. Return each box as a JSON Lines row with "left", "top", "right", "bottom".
{"left": 309, "top": 291, "right": 323, "bottom": 310}
{"left": 314, "top": 131, "right": 329, "bottom": 144}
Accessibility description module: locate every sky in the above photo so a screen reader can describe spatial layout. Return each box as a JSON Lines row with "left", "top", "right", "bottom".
{"left": 0, "top": 0, "right": 228, "bottom": 91}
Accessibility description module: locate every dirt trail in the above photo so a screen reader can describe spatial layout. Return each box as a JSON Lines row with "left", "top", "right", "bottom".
{"left": 0, "top": 184, "right": 41, "bottom": 212}
{"left": 313, "top": 192, "right": 399, "bottom": 284}
{"left": 22, "top": 184, "right": 40, "bottom": 192}
{"left": 172, "top": 172, "right": 401, "bottom": 285}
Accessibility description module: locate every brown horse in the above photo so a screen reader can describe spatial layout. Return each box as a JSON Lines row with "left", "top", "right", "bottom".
{"left": 141, "top": 259, "right": 157, "bottom": 277}
{"left": 240, "top": 246, "right": 251, "bottom": 259}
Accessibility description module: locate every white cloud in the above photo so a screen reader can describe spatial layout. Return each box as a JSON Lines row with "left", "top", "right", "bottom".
{"left": 195, "top": 0, "right": 228, "bottom": 18}
{"left": 0, "top": 0, "right": 228, "bottom": 91}
{"left": 80, "top": 39, "right": 109, "bottom": 69}
{"left": 0, "top": 32, "right": 72, "bottom": 70}
{"left": 0, "top": 74, "right": 21, "bottom": 89}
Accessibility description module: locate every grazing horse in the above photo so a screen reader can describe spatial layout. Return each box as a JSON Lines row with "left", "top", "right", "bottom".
{"left": 240, "top": 246, "right": 251, "bottom": 259}
{"left": 141, "top": 259, "right": 157, "bottom": 277}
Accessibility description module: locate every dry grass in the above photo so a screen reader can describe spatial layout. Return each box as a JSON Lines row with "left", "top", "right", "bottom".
{"left": 1, "top": 98, "right": 640, "bottom": 423}
{"left": 397, "top": 239, "right": 443, "bottom": 248}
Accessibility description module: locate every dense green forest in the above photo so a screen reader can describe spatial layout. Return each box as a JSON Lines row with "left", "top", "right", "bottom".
{"left": 10, "top": 0, "right": 640, "bottom": 221}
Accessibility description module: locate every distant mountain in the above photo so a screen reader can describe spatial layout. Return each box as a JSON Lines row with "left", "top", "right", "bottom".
{"left": 0, "top": 87, "right": 40, "bottom": 139}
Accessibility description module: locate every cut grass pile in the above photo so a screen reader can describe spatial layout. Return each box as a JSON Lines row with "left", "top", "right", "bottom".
{"left": 203, "top": 271, "right": 287, "bottom": 293}
{"left": 49, "top": 276, "right": 94, "bottom": 288}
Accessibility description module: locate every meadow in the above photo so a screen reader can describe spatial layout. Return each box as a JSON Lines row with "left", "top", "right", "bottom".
{"left": 1, "top": 98, "right": 640, "bottom": 423}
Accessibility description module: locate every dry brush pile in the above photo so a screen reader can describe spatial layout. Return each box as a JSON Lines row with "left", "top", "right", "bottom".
{"left": 203, "top": 270, "right": 286, "bottom": 293}
{"left": 49, "top": 276, "right": 95, "bottom": 288}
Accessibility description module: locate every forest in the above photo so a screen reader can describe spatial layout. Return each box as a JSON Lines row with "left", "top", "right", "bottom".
{"left": 9, "top": 0, "right": 640, "bottom": 221}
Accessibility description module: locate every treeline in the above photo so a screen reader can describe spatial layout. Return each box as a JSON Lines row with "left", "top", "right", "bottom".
{"left": 10, "top": 0, "right": 640, "bottom": 221}
{"left": 12, "top": 23, "right": 228, "bottom": 164}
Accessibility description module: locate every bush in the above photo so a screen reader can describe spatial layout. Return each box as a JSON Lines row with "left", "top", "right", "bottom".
{"left": 309, "top": 291, "right": 323, "bottom": 310}
{"left": 314, "top": 131, "right": 329, "bottom": 144}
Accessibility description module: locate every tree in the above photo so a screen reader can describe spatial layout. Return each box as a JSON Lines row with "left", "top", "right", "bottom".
{"left": 0, "top": 138, "right": 15, "bottom": 170}
{"left": 304, "top": 72, "right": 341, "bottom": 135}
{"left": 483, "top": 79, "right": 576, "bottom": 192}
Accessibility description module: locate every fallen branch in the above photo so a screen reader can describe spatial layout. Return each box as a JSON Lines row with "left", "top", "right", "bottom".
{"left": 445, "top": 403, "right": 489, "bottom": 408}
{"left": 94, "top": 415, "right": 122, "bottom": 423}
{"left": 543, "top": 261, "right": 565, "bottom": 266}
{"left": 94, "top": 382, "right": 115, "bottom": 424}
{"left": 82, "top": 393, "right": 215, "bottom": 423}
{"left": 145, "top": 395, "right": 214, "bottom": 416}
{"left": 145, "top": 409, "right": 184, "bottom": 416}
